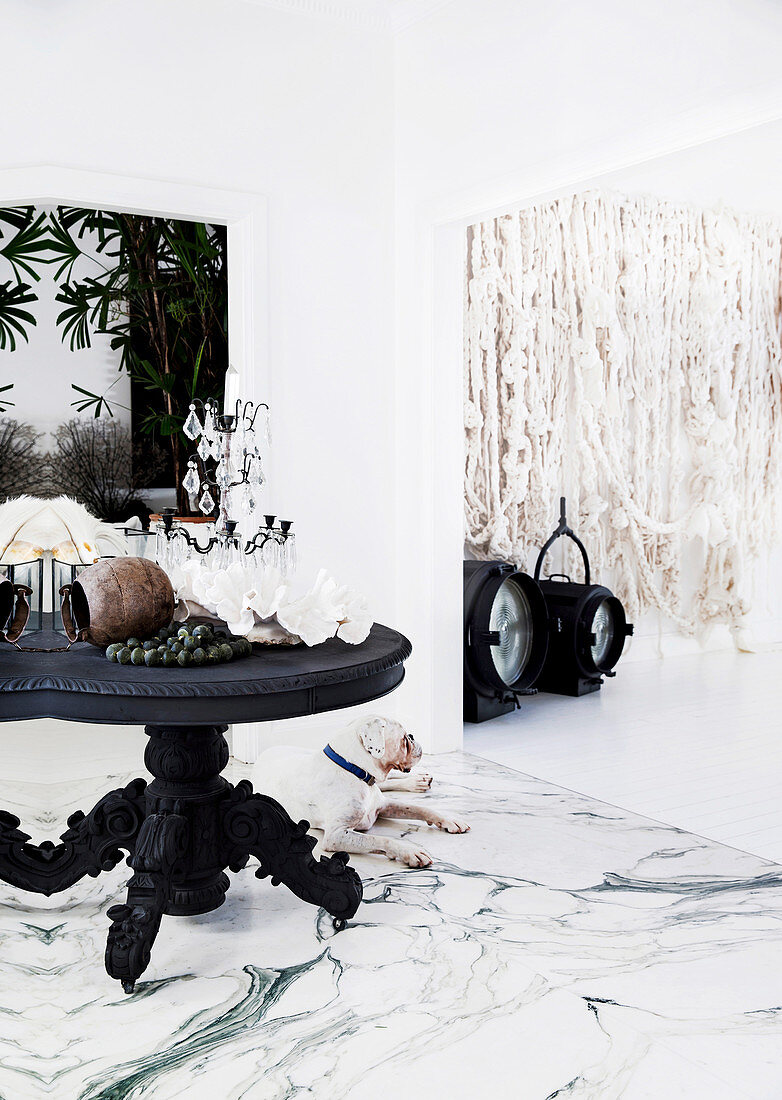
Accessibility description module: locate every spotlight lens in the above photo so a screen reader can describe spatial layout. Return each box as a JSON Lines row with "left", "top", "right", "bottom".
{"left": 490, "top": 578, "right": 533, "bottom": 683}
{"left": 590, "top": 599, "right": 615, "bottom": 665}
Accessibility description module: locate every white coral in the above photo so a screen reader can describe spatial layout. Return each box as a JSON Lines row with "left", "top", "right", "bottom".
{"left": 169, "top": 559, "right": 373, "bottom": 647}
{"left": 245, "top": 565, "right": 289, "bottom": 622}
{"left": 194, "top": 562, "right": 255, "bottom": 636}
{"left": 332, "top": 583, "right": 372, "bottom": 644}
{"left": 276, "top": 569, "right": 341, "bottom": 647}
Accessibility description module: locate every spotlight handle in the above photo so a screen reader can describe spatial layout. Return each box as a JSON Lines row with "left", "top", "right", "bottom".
{"left": 533, "top": 497, "right": 591, "bottom": 584}
{"left": 501, "top": 689, "right": 538, "bottom": 707}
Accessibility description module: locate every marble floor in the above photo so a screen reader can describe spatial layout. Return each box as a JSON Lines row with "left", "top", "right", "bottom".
{"left": 0, "top": 750, "right": 781, "bottom": 1098}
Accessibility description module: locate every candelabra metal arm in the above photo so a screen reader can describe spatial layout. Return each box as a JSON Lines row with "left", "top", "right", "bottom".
{"left": 236, "top": 452, "right": 257, "bottom": 484}
{"left": 160, "top": 517, "right": 294, "bottom": 560}
{"left": 240, "top": 400, "right": 269, "bottom": 432}
{"left": 160, "top": 514, "right": 220, "bottom": 556}
{"left": 243, "top": 522, "right": 294, "bottom": 557}
{"left": 177, "top": 530, "right": 220, "bottom": 556}
{"left": 189, "top": 398, "right": 210, "bottom": 417}
{"left": 188, "top": 536, "right": 220, "bottom": 556}
{"left": 244, "top": 531, "right": 277, "bottom": 556}
{"left": 212, "top": 399, "right": 270, "bottom": 434}
{"left": 187, "top": 449, "right": 260, "bottom": 493}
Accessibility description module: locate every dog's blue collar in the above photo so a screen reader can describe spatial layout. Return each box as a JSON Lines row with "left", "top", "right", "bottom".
{"left": 323, "top": 744, "right": 376, "bottom": 786}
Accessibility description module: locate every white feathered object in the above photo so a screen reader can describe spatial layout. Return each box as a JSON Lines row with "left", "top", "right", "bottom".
{"left": 0, "top": 496, "right": 129, "bottom": 564}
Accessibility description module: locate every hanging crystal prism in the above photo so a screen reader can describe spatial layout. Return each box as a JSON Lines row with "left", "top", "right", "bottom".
{"left": 197, "top": 435, "right": 212, "bottom": 462}
{"left": 202, "top": 402, "right": 220, "bottom": 458}
{"left": 201, "top": 536, "right": 215, "bottom": 569}
{"left": 228, "top": 440, "right": 245, "bottom": 484}
{"left": 213, "top": 535, "right": 228, "bottom": 571}
{"left": 154, "top": 522, "right": 169, "bottom": 570}
{"left": 168, "top": 530, "right": 186, "bottom": 569}
{"left": 270, "top": 538, "right": 282, "bottom": 571}
{"left": 226, "top": 532, "right": 242, "bottom": 568}
{"left": 242, "top": 481, "right": 256, "bottom": 516}
{"left": 262, "top": 406, "right": 271, "bottom": 446}
{"left": 284, "top": 533, "right": 297, "bottom": 575}
{"left": 234, "top": 421, "right": 248, "bottom": 464}
{"left": 183, "top": 460, "right": 201, "bottom": 498}
{"left": 183, "top": 404, "right": 203, "bottom": 441}
{"left": 198, "top": 487, "right": 216, "bottom": 515}
{"left": 216, "top": 460, "right": 232, "bottom": 490}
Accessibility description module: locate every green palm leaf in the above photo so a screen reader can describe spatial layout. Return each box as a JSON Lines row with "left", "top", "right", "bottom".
{"left": 70, "top": 384, "right": 114, "bottom": 418}
{"left": 0, "top": 281, "right": 37, "bottom": 351}
{"left": 0, "top": 383, "right": 15, "bottom": 412}
{"left": 47, "top": 213, "right": 84, "bottom": 282}
{"left": 55, "top": 281, "right": 96, "bottom": 351}
{"left": 0, "top": 207, "right": 36, "bottom": 237}
{"left": 0, "top": 211, "right": 51, "bottom": 283}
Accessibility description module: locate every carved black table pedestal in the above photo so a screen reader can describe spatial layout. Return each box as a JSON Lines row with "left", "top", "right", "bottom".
{"left": 0, "top": 624, "right": 411, "bottom": 992}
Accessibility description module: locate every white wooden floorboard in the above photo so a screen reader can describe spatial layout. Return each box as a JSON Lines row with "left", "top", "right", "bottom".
{"left": 464, "top": 647, "right": 782, "bottom": 865}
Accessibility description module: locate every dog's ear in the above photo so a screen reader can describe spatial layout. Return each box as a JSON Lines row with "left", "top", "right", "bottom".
{"left": 358, "top": 716, "right": 387, "bottom": 759}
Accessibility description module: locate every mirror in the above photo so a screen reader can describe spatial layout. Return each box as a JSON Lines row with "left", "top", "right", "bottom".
{"left": 0, "top": 204, "right": 228, "bottom": 522}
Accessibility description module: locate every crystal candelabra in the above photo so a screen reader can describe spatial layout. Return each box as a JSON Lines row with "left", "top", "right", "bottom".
{"left": 154, "top": 511, "right": 296, "bottom": 575}
{"left": 154, "top": 397, "right": 296, "bottom": 576}
{"left": 181, "top": 397, "right": 271, "bottom": 524}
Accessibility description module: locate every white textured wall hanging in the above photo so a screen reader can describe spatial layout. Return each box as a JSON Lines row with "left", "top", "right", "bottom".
{"left": 464, "top": 191, "right": 782, "bottom": 640}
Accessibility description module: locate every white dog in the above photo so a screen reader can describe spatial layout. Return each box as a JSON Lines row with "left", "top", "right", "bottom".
{"left": 253, "top": 716, "right": 469, "bottom": 868}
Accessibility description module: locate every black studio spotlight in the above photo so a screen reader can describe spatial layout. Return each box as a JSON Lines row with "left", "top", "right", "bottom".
{"left": 463, "top": 560, "right": 549, "bottom": 723}
{"left": 533, "top": 498, "right": 633, "bottom": 697}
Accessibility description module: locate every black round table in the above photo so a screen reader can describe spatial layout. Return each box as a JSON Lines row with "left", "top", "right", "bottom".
{"left": 0, "top": 624, "right": 411, "bottom": 992}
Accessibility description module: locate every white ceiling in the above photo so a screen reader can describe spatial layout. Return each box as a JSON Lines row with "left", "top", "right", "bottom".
{"left": 240, "top": 0, "right": 454, "bottom": 33}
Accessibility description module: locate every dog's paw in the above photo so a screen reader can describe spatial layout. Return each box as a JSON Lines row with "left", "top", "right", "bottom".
{"left": 392, "top": 843, "right": 432, "bottom": 868}
{"left": 436, "top": 818, "right": 470, "bottom": 834}
{"left": 411, "top": 772, "right": 433, "bottom": 792}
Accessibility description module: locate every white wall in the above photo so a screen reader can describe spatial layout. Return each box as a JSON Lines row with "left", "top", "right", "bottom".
{"left": 2, "top": 205, "right": 131, "bottom": 440}
{"left": 395, "top": 0, "right": 782, "bottom": 748}
{"left": 396, "top": 0, "right": 782, "bottom": 215}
